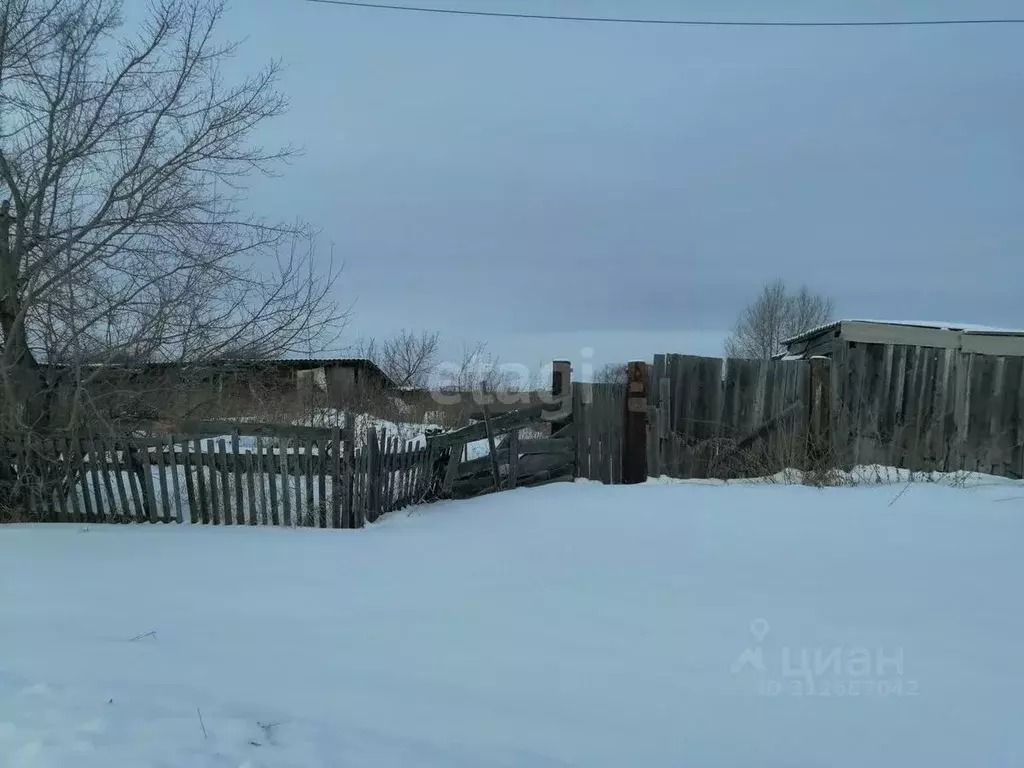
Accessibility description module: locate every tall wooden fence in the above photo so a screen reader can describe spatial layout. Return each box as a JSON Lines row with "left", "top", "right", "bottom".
{"left": 639, "top": 344, "right": 1024, "bottom": 481}
{"left": 644, "top": 354, "right": 810, "bottom": 479}
{"left": 831, "top": 342, "right": 1024, "bottom": 477}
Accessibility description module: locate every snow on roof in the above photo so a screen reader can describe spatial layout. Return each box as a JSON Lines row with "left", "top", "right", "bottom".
{"left": 781, "top": 320, "right": 842, "bottom": 345}
{"left": 783, "top": 319, "right": 1024, "bottom": 346}
{"left": 848, "top": 319, "right": 1024, "bottom": 335}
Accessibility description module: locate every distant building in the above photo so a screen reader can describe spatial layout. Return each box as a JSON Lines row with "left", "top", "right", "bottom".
{"left": 44, "top": 357, "right": 396, "bottom": 423}
{"left": 282, "top": 358, "right": 396, "bottom": 403}
{"left": 779, "top": 320, "right": 1024, "bottom": 361}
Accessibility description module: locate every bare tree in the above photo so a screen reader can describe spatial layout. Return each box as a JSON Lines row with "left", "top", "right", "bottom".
{"left": 594, "top": 362, "right": 628, "bottom": 385}
{"left": 353, "top": 329, "right": 440, "bottom": 389}
{"left": 724, "top": 280, "right": 834, "bottom": 359}
{"left": 0, "top": 0, "right": 344, "bottom": 437}
{"left": 382, "top": 330, "right": 440, "bottom": 388}
{"left": 449, "top": 341, "right": 513, "bottom": 394}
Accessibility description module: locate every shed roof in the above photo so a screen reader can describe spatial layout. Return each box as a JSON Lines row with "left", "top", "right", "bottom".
{"left": 783, "top": 319, "right": 1024, "bottom": 347}
{"left": 45, "top": 356, "right": 396, "bottom": 388}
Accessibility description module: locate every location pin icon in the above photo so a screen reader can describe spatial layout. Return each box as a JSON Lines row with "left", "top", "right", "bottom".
{"left": 750, "top": 619, "right": 770, "bottom": 643}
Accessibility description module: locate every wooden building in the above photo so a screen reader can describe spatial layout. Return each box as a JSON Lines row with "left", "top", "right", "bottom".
{"left": 42, "top": 357, "right": 396, "bottom": 424}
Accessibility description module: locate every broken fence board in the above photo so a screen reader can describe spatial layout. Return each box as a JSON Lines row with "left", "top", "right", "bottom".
{"left": 517, "top": 437, "right": 574, "bottom": 455}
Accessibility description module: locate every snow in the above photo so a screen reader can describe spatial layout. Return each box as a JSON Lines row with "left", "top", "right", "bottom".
{"left": 211, "top": 411, "right": 445, "bottom": 449}
{"left": 4, "top": 478, "right": 1024, "bottom": 766}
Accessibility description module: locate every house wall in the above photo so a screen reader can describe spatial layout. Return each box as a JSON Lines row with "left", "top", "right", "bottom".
{"left": 326, "top": 366, "right": 358, "bottom": 405}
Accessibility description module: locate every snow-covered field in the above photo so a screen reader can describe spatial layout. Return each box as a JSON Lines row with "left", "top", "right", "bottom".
{"left": 3, "top": 478, "right": 1024, "bottom": 766}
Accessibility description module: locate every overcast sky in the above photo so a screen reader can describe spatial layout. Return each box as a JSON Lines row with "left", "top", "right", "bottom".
{"left": 216, "top": 0, "right": 1023, "bottom": 376}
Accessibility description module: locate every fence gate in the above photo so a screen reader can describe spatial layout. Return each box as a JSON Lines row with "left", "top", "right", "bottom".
{"left": 573, "top": 382, "right": 626, "bottom": 484}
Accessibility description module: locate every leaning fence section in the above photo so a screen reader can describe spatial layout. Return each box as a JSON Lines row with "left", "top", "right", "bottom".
{"left": 427, "top": 397, "right": 575, "bottom": 499}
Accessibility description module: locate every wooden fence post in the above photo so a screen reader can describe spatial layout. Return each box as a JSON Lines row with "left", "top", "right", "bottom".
{"left": 623, "top": 361, "right": 649, "bottom": 484}
{"left": 550, "top": 359, "right": 572, "bottom": 435}
{"left": 482, "top": 405, "right": 501, "bottom": 491}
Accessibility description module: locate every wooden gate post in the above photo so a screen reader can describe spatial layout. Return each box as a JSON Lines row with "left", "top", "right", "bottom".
{"left": 623, "top": 361, "right": 649, "bottom": 484}
{"left": 550, "top": 359, "right": 572, "bottom": 435}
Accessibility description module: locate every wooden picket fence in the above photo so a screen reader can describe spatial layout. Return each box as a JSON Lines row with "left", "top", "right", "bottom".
{"left": 1, "top": 421, "right": 432, "bottom": 528}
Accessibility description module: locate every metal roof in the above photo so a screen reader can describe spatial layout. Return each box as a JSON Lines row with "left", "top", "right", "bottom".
{"left": 782, "top": 319, "right": 1024, "bottom": 347}
{"left": 781, "top": 321, "right": 842, "bottom": 346}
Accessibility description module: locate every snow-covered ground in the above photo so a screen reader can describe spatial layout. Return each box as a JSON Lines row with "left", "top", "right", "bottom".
{"left": 3, "top": 478, "right": 1024, "bottom": 766}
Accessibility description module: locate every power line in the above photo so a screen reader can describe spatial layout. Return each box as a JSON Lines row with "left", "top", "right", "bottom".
{"left": 303, "top": 0, "right": 1024, "bottom": 27}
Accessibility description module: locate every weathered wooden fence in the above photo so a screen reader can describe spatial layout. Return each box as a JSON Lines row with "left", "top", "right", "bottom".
{"left": 0, "top": 420, "right": 433, "bottom": 527}
{"left": 645, "top": 353, "right": 811, "bottom": 479}
{"left": 1, "top": 394, "right": 576, "bottom": 525}
{"left": 429, "top": 397, "right": 575, "bottom": 499}
{"left": 14, "top": 341, "right": 1021, "bottom": 521}
{"left": 830, "top": 342, "right": 1024, "bottom": 477}
{"left": 639, "top": 344, "right": 1024, "bottom": 481}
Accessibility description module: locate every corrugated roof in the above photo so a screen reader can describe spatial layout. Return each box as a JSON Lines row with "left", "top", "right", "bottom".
{"left": 843, "top": 319, "right": 1024, "bottom": 335}
{"left": 781, "top": 321, "right": 842, "bottom": 346}
{"left": 783, "top": 319, "right": 1024, "bottom": 347}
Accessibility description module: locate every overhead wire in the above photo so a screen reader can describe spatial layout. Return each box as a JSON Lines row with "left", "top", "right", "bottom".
{"left": 303, "top": 0, "right": 1024, "bottom": 27}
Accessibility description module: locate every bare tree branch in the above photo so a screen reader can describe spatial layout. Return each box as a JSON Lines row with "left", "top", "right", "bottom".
{"left": 724, "top": 280, "right": 834, "bottom": 359}
{"left": 594, "top": 362, "right": 628, "bottom": 384}
{"left": 361, "top": 329, "right": 440, "bottom": 389}
{"left": 0, "top": 0, "right": 346, "bottom": 440}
